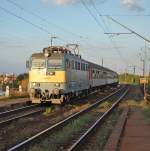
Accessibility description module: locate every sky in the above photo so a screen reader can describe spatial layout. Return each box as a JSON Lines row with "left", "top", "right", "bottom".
{"left": 0, "top": 0, "right": 150, "bottom": 75}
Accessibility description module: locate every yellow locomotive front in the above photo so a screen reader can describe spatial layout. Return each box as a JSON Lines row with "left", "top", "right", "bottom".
{"left": 27, "top": 46, "right": 68, "bottom": 104}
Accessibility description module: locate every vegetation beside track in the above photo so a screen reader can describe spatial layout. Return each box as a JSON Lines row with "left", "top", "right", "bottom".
{"left": 142, "top": 103, "right": 150, "bottom": 125}
{"left": 28, "top": 113, "right": 93, "bottom": 151}
{"left": 28, "top": 90, "right": 124, "bottom": 151}
{"left": 82, "top": 108, "right": 122, "bottom": 151}
{"left": 119, "top": 73, "right": 140, "bottom": 84}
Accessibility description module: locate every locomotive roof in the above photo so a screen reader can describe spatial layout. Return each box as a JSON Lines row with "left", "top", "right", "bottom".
{"left": 31, "top": 52, "right": 63, "bottom": 58}
{"left": 31, "top": 53, "right": 44, "bottom": 58}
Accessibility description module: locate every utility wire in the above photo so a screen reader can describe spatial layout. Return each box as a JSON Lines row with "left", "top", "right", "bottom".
{"left": 0, "top": 6, "right": 51, "bottom": 35}
{"left": 6, "top": 0, "right": 84, "bottom": 39}
{"left": 0, "top": 6, "right": 69, "bottom": 43}
{"left": 6, "top": 0, "right": 103, "bottom": 51}
{"left": 0, "top": 4, "right": 98, "bottom": 56}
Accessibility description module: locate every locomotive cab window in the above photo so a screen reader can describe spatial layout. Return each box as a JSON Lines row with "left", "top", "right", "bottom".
{"left": 31, "top": 59, "right": 45, "bottom": 69}
{"left": 47, "top": 58, "right": 62, "bottom": 69}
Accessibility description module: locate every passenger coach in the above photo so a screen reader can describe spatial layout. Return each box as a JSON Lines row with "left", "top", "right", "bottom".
{"left": 26, "top": 46, "right": 118, "bottom": 104}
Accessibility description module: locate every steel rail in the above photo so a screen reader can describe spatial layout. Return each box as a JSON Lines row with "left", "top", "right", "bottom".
{"left": 0, "top": 109, "right": 43, "bottom": 127}
{"left": 7, "top": 87, "right": 125, "bottom": 151}
{"left": 67, "top": 89, "right": 129, "bottom": 151}
{"left": 0, "top": 104, "right": 38, "bottom": 118}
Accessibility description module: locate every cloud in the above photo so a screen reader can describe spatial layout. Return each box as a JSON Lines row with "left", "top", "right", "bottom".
{"left": 121, "top": 0, "right": 145, "bottom": 12}
{"left": 41, "top": 0, "right": 49, "bottom": 3}
{"left": 55, "top": 0, "right": 77, "bottom": 5}
{"left": 41, "top": 0, "right": 108, "bottom": 6}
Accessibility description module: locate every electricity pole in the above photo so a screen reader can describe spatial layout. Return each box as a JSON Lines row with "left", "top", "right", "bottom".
{"left": 102, "top": 58, "right": 103, "bottom": 67}
{"left": 50, "top": 36, "right": 57, "bottom": 47}
{"left": 133, "top": 66, "right": 136, "bottom": 83}
{"left": 140, "top": 43, "right": 147, "bottom": 77}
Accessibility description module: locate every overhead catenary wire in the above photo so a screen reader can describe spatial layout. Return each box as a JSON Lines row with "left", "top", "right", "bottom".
{"left": 89, "top": 0, "right": 110, "bottom": 32}
{"left": 81, "top": 0, "right": 128, "bottom": 66}
{"left": 80, "top": 0, "right": 106, "bottom": 32}
{"left": 6, "top": 0, "right": 106, "bottom": 51}
{"left": 100, "top": 14, "right": 150, "bottom": 17}
{"left": 107, "top": 16, "right": 150, "bottom": 43}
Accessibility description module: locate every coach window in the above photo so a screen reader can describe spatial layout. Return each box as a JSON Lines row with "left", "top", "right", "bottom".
{"left": 81, "top": 63, "right": 83, "bottom": 70}
{"left": 86, "top": 64, "right": 88, "bottom": 71}
{"left": 75, "top": 61, "right": 78, "bottom": 70}
{"left": 72, "top": 60, "right": 75, "bottom": 69}
{"left": 78, "top": 62, "right": 80, "bottom": 70}
{"left": 82, "top": 63, "right": 84, "bottom": 71}
{"left": 83, "top": 63, "right": 85, "bottom": 71}
{"left": 65, "top": 59, "right": 70, "bottom": 69}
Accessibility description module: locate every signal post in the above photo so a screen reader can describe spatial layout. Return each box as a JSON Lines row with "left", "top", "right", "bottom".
{"left": 140, "top": 77, "right": 148, "bottom": 103}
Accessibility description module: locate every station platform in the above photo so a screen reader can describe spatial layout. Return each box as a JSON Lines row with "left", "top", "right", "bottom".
{"left": 120, "top": 108, "right": 150, "bottom": 151}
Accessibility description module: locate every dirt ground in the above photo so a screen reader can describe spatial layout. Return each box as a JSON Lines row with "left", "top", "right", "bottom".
{"left": 0, "top": 98, "right": 29, "bottom": 107}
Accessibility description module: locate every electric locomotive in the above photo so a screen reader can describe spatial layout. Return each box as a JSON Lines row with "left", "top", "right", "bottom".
{"left": 26, "top": 46, "right": 118, "bottom": 104}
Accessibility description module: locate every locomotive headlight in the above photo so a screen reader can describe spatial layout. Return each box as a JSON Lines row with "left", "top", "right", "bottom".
{"left": 44, "top": 49, "right": 49, "bottom": 57}
{"left": 44, "top": 52, "right": 49, "bottom": 57}
{"left": 47, "top": 71, "right": 55, "bottom": 75}
{"left": 32, "top": 82, "right": 36, "bottom": 86}
{"left": 55, "top": 83, "right": 60, "bottom": 87}
{"left": 32, "top": 82, "right": 40, "bottom": 87}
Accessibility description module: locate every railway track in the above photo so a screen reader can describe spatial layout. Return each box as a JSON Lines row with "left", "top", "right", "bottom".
{"left": 0, "top": 104, "right": 43, "bottom": 127}
{"left": 67, "top": 89, "right": 128, "bottom": 151}
{"left": 7, "top": 86, "right": 127, "bottom": 151}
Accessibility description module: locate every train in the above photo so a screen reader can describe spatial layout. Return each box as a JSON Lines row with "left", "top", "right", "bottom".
{"left": 26, "top": 45, "right": 118, "bottom": 104}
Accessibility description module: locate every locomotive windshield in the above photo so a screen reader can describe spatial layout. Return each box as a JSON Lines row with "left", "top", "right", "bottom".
{"left": 31, "top": 59, "right": 45, "bottom": 69}
{"left": 47, "top": 59, "right": 62, "bottom": 68}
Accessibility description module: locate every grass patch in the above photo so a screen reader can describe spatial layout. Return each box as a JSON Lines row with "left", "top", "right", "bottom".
{"left": 99, "top": 101, "right": 112, "bottom": 109}
{"left": 142, "top": 106, "right": 150, "bottom": 125}
{"left": 119, "top": 100, "right": 150, "bottom": 109}
{"left": 29, "top": 113, "right": 93, "bottom": 151}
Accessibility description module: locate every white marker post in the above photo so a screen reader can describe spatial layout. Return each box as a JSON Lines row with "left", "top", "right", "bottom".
{"left": 19, "top": 85, "right": 22, "bottom": 92}
{"left": 5, "top": 85, "right": 9, "bottom": 97}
